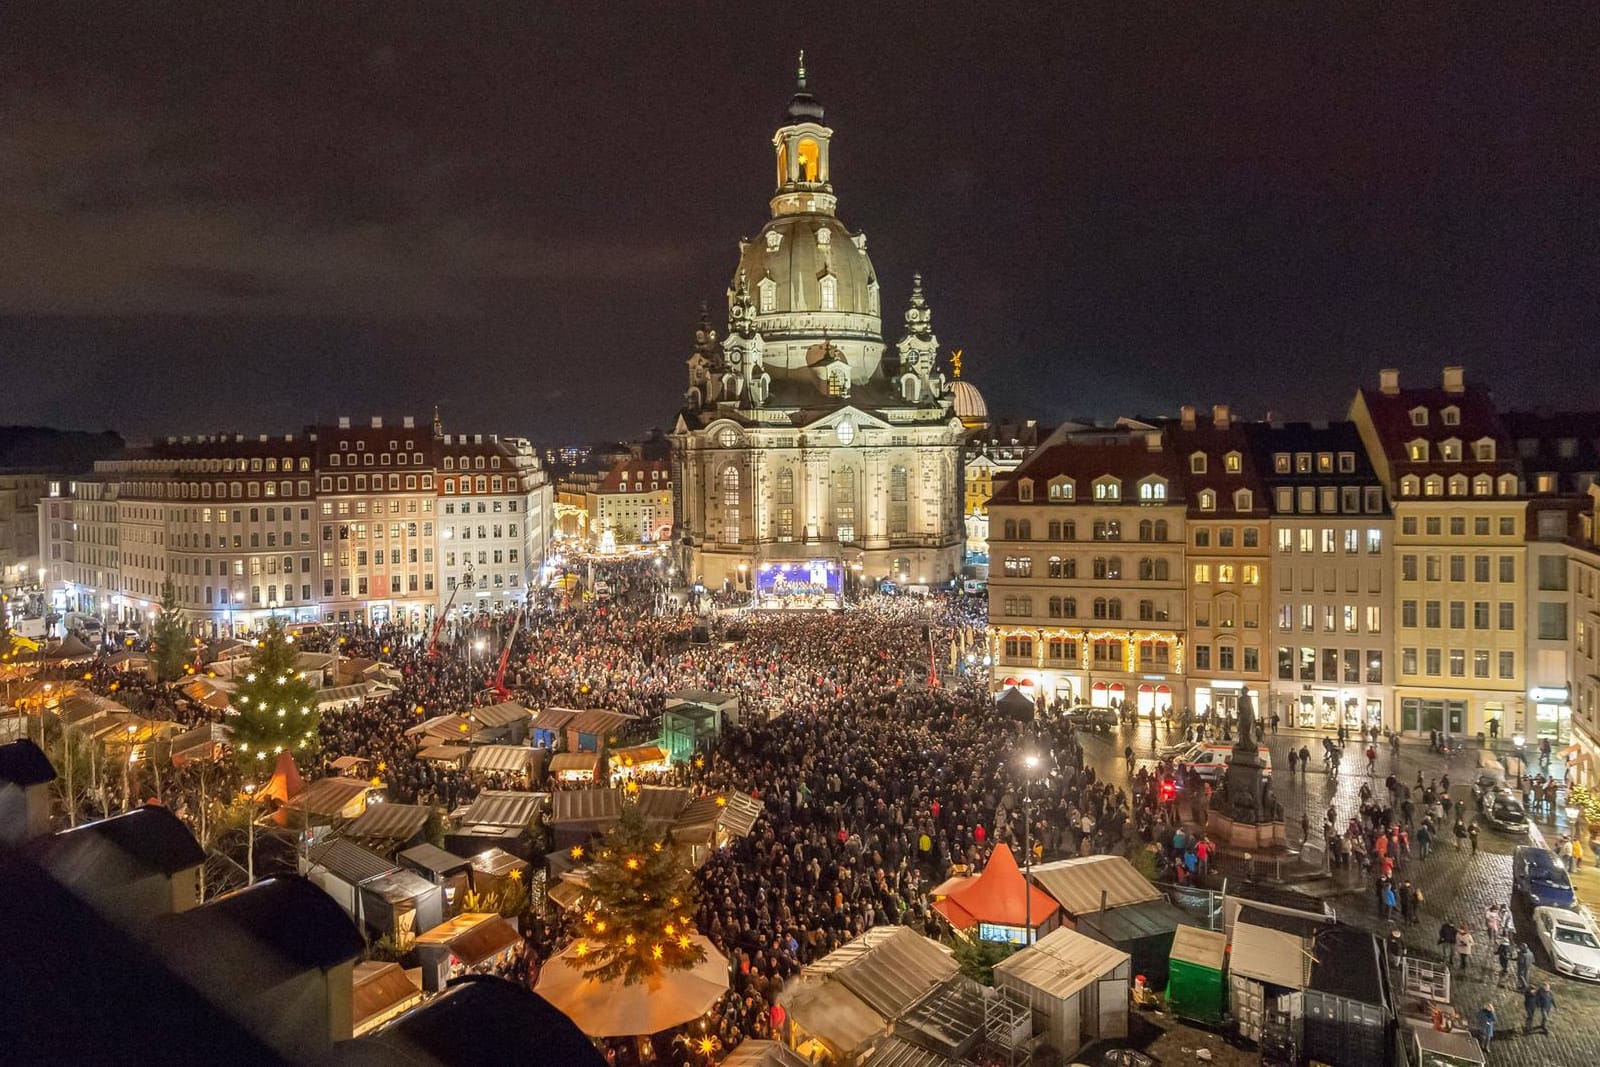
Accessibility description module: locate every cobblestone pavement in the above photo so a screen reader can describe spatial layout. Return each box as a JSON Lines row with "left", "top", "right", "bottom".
{"left": 1072, "top": 722, "right": 1600, "bottom": 1066}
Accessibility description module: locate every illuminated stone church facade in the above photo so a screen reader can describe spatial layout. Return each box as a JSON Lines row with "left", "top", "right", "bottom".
{"left": 671, "top": 60, "right": 966, "bottom": 593}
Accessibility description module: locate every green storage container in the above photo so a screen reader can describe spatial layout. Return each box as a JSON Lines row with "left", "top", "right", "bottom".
{"left": 1165, "top": 925, "right": 1227, "bottom": 1024}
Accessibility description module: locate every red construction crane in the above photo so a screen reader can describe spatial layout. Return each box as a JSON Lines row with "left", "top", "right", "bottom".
{"left": 487, "top": 606, "right": 526, "bottom": 702}
{"left": 427, "top": 571, "right": 470, "bottom": 660}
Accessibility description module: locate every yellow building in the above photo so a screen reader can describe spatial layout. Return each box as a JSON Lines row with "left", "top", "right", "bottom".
{"left": 1351, "top": 368, "right": 1525, "bottom": 737}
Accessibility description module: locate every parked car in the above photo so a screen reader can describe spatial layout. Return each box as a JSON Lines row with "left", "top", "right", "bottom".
{"left": 1469, "top": 770, "right": 1508, "bottom": 804}
{"left": 1533, "top": 906, "right": 1600, "bottom": 981}
{"left": 1063, "top": 704, "right": 1117, "bottom": 732}
{"left": 1513, "top": 846, "right": 1578, "bottom": 909}
{"left": 1476, "top": 789, "right": 1529, "bottom": 834}
{"left": 1176, "top": 743, "right": 1273, "bottom": 783}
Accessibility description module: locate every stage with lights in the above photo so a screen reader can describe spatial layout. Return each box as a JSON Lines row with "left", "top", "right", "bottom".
{"left": 750, "top": 559, "right": 845, "bottom": 610}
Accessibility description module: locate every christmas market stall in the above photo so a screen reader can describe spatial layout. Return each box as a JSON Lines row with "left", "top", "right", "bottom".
{"left": 549, "top": 751, "right": 601, "bottom": 784}
{"left": 607, "top": 744, "right": 670, "bottom": 782}
{"left": 548, "top": 786, "right": 623, "bottom": 850}
{"left": 397, "top": 843, "right": 475, "bottom": 916}
{"left": 350, "top": 960, "right": 423, "bottom": 1037}
{"left": 445, "top": 789, "right": 547, "bottom": 860}
{"left": 930, "top": 843, "right": 1061, "bottom": 945}
{"left": 413, "top": 911, "right": 522, "bottom": 992}
{"left": 993, "top": 925, "right": 1132, "bottom": 1059}
{"left": 469, "top": 700, "right": 532, "bottom": 744}
{"left": 468, "top": 743, "right": 545, "bottom": 785}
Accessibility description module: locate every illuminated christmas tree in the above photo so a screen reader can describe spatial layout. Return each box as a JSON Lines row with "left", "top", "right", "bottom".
{"left": 229, "top": 620, "right": 320, "bottom": 774}
{"left": 570, "top": 805, "right": 706, "bottom": 984}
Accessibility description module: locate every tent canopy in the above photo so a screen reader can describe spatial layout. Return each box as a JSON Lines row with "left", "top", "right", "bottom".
{"left": 344, "top": 802, "right": 432, "bottom": 845}
{"left": 932, "top": 844, "right": 1058, "bottom": 929}
{"left": 993, "top": 687, "right": 1037, "bottom": 722}
{"left": 472, "top": 701, "right": 531, "bottom": 728}
{"left": 802, "top": 926, "right": 957, "bottom": 1020}
{"left": 536, "top": 933, "right": 729, "bottom": 1037}
{"left": 993, "top": 925, "right": 1130, "bottom": 1001}
{"left": 256, "top": 751, "right": 304, "bottom": 803}
{"left": 469, "top": 744, "right": 545, "bottom": 776}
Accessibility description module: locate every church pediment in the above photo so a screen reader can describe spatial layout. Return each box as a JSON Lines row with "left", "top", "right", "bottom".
{"left": 795, "top": 405, "right": 890, "bottom": 434}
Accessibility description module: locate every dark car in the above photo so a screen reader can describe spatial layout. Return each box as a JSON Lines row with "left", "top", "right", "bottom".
{"left": 1063, "top": 705, "right": 1117, "bottom": 732}
{"left": 1478, "top": 789, "right": 1529, "bottom": 834}
{"left": 1514, "top": 846, "right": 1578, "bottom": 908}
{"left": 1469, "top": 770, "right": 1508, "bottom": 804}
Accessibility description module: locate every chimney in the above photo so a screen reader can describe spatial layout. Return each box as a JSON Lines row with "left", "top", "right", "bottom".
{"left": 1180, "top": 405, "right": 1197, "bottom": 430}
{"left": 1442, "top": 366, "right": 1465, "bottom": 394}
{"left": 1145, "top": 431, "right": 1162, "bottom": 451}
{"left": 338, "top": 416, "right": 351, "bottom": 429}
{"left": 370, "top": 416, "right": 383, "bottom": 429}
{"left": 402, "top": 416, "right": 415, "bottom": 429}
{"left": 1378, "top": 369, "right": 1400, "bottom": 395}
{"left": 1212, "top": 404, "right": 1230, "bottom": 430}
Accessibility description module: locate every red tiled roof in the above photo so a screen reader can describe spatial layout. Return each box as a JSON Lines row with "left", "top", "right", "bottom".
{"left": 597, "top": 457, "right": 672, "bottom": 494}
{"left": 989, "top": 432, "right": 1183, "bottom": 506}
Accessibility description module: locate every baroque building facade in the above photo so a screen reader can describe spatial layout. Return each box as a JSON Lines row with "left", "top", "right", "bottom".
{"left": 671, "top": 62, "right": 965, "bottom": 595}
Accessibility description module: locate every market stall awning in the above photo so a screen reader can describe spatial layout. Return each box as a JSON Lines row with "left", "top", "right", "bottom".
{"left": 416, "top": 912, "right": 520, "bottom": 968}
{"left": 608, "top": 744, "right": 668, "bottom": 770}
{"left": 314, "top": 683, "right": 384, "bottom": 710}
{"left": 169, "top": 722, "right": 232, "bottom": 763}
{"left": 472, "top": 701, "right": 532, "bottom": 729}
{"left": 329, "top": 755, "right": 370, "bottom": 774}
{"left": 351, "top": 960, "right": 422, "bottom": 1037}
{"left": 634, "top": 785, "right": 692, "bottom": 827}
{"left": 546, "top": 875, "right": 589, "bottom": 912}
{"left": 179, "top": 677, "right": 234, "bottom": 711}
{"left": 58, "top": 692, "right": 131, "bottom": 729}
{"left": 469, "top": 744, "right": 544, "bottom": 776}
{"left": 549, "top": 787, "right": 622, "bottom": 830}
{"left": 529, "top": 707, "right": 580, "bottom": 733}
{"left": 459, "top": 789, "right": 547, "bottom": 829}
{"left": 281, "top": 775, "right": 372, "bottom": 819}
{"left": 416, "top": 744, "right": 470, "bottom": 764}
{"left": 549, "top": 752, "right": 601, "bottom": 777}
{"left": 1028, "top": 854, "right": 1162, "bottom": 916}
{"left": 566, "top": 708, "right": 635, "bottom": 738}
{"left": 779, "top": 974, "right": 885, "bottom": 1059}
{"left": 398, "top": 843, "right": 474, "bottom": 878}
{"left": 406, "top": 714, "right": 478, "bottom": 741}
{"left": 344, "top": 802, "right": 432, "bottom": 846}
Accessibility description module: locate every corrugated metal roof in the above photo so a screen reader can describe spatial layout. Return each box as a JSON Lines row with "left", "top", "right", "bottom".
{"left": 459, "top": 789, "right": 546, "bottom": 829}
{"left": 168, "top": 721, "right": 232, "bottom": 759}
{"left": 992, "top": 925, "right": 1129, "bottom": 1001}
{"left": 358, "top": 868, "right": 438, "bottom": 904}
{"left": 472, "top": 701, "right": 531, "bottom": 728}
{"left": 860, "top": 1037, "right": 956, "bottom": 1067}
{"left": 469, "top": 745, "right": 544, "bottom": 775}
{"left": 549, "top": 787, "right": 622, "bottom": 828}
{"left": 1028, "top": 854, "right": 1162, "bottom": 916}
{"left": 1228, "top": 919, "right": 1309, "bottom": 988}
{"left": 780, "top": 977, "right": 884, "bottom": 1056}
{"left": 448, "top": 916, "right": 521, "bottom": 966}
{"left": 315, "top": 683, "right": 379, "bottom": 708}
{"left": 399, "top": 843, "right": 473, "bottom": 876}
{"left": 675, "top": 791, "right": 764, "bottom": 837}
{"left": 309, "top": 838, "right": 398, "bottom": 886}
{"left": 609, "top": 744, "right": 668, "bottom": 766}
{"left": 405, "top": 714, "right": 476, "bottom": 740}
{"left": 344, "top": 802, "right": 431, "bottom": 844}
{"left": 416, "top": 744, "right": 470, "bottom": 763}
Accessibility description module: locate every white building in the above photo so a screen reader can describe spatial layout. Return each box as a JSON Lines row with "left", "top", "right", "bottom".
{"left": 671, "top": 59, "right": 964, "bottom": 594}
{"left": 436, "top": 431, "right": 551, "bottom": 618}
{"left": 588, "top": 456, "right": 673, "bottom": 547}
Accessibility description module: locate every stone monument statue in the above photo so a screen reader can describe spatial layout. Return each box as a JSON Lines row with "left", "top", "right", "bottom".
{"left": 1208, "top": 690, "right": 1286, "bottom": 849}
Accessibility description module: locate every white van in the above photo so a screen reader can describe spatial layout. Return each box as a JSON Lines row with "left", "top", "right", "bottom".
{"left": 1176, "top": 743, "right": 1273, "bottom": 782}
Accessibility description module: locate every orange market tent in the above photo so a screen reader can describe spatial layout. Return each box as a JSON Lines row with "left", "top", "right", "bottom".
{"left": 256, "top": 751, "right": 304, "bottom": 803}
{"left": 931, "top": 843, "right": 1061, "bottom": 941}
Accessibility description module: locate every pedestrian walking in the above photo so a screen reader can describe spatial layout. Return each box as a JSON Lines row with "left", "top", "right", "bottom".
{"left": 1477, "top": 1002, "right": 1497, "bottom": 1051}
{"left": 1288, "top": 748, "right": 1298, "bottom": 778}
{"left": 1524, "top": 986, "right": 1538, "bottom": 1032}
{"left": 1516, "top": 941, "right": 1533, "bottom": 990}
{"left": 1486, "top": 905, "right": 1502, "bottom": 943}
{"left": 1457, "top": 927, "right": 1474, "bottom": 971}
{"left": 1366, "top": 744, "right": 1377, "bottom": 775}
{"left": 1536, "top": 982, "right": 1556, "bottom": 1031}
{"left": 1469, "top": 821, "right": 1480, "bottom": 854}
{"left": 1439, "top": 921, "right": 1459, "bottom": 968}
{"left": 1453, "top": 819, "right": 1467, "bottom": 851}
{"left": 1496, "top": 937, "right": 1512, "bottom": 984}
{"left": 1124, "top": 744, "right": 1135, "bottom": 775}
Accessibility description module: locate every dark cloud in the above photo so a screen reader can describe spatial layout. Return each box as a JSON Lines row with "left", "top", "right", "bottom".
{"left": 2, "top": 4, "right": 1598, "bottom": 442}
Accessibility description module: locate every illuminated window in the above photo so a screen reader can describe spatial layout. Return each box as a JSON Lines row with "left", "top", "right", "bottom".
{"left": 819, "top": 274, "right": 837, "bottom": 311}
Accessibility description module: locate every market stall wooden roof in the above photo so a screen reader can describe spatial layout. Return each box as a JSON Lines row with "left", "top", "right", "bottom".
{"left": 469, "top": 744, "right": 545, "bottom": 776}
{"left": 398, "top": 843, "right": 474, "bottom": 877}
{"left": 416, "top": 744, "right": 470, "bottom": 764}
{"left": 351, "top": 960, "right": 422, "bottom": 1037}
{"left": 179, "top": 677, "right": 234, "bottom": 711}
{"left": 280, "top": 775, "right": 373, "bottom": 818}
{"left": 471, "top": 701, "right": 531, "bottom": 729}
{"left": 308, "top": 838, "right": 397, "bottom": 886}
{"left": 992, "top": 925, "right": 1130, "bottom": 1001}
{"left": 675, "top": 791, "right": 764, "bottom": 838}
{"left": 548, "top": 787, "right": 622, "bottom": 831}
{"left": 529, "top": 707, "right": 580, "bottom": 733}
{"left": 405, "top": 714, "right": 478, "bottom": 742}
{"left": 780, "top": 974, "right": 886, "bottom": 1060}
{"left": 546, "top": 873, "right": 590, "bottom": 912}
{"left": 416, "top": 912, "right": 521, "bottom": 966}
{"left": 314, "top": 683, "right": 386, "bottom": 709}
{"left": 459, "top": 789, "right": 547, "bottom": 829}
{"left": 565, "top": 708, "right": 635, "bottom": 737}
{"left": 803, "top": 926, "right": 958, "bottom": 1020}
{"left": 328, "top": 755, "right": 370, "bottom": 774}
{"left": 634, "top": 785, "right": 692, "bottom": 826}
{"left": 104, "top": 651, "right": 151, "bottom": 671}
{"left": 58, "top": 692, "right": 132, "bottom": 729}
{"left": 1169, "top": 924, "right": 1227, "bottom": 970}
{"left": 469, "top": 847, "right": 527, "bottom": 879}
{"left": 168, "top": 722, "right": 232, "bottom": 762}
{"left": 1028, "top": 854, "right": 1163, "bottom": 916}
{"left": 343, "top": 802, "right": 432, "bottom": 846}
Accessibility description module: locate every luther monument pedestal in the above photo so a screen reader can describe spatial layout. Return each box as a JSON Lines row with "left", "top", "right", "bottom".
{"left": 1206, "top": 691, "right": 1288, "bottom": 850}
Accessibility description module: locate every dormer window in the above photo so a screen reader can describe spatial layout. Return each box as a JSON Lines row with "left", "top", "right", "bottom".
{"left": 1137, "top": 477, "right": 1167, "bottom": 501}
{"left": 1198, "top": 490, "right": 1216, "bottom": 511}
{"left": 1224, "top": 451, "right": 1242, "bottom": 474}
{"left": 1399, "top": 475, "right": 1420, "bottom": 497}
{"left": 1018, "top": 478, "right": 1034, "bottom": 502}
{"left": 1092, "top": 477, "right": 1121, "bottom": 501}
{"left": 1423, "top": 475, "right": 1443, "bottom": 497}
{"left": 1439, "top": 438, "right": 1462, "bottom": 462}
{"left": 765, "top": 230, "right": 783, "bottom": 252}
{"left": 1189, "top": 453, "right": 1207, "bottom": 474}
{"left": 1448, "top": 474, "right": 1468, "bottom": 496}
{"left": 1047, "top": 477, "right": 1075, "bottom": 501}
{"left": 1441, "top": 406, "right": 1460, "bottom": 426}
{"left": 1316, "top": 453, "right": 1333, "bottom": 473}
{"left": 1273, "top": 453, "right": 1291, "bottom": 473}
{"left": 1234, "top": 489, "right": 1254, "bottom": 511}
{"left": 1337, "top": 452, "right": 1356, "bottom": 473}
{"left": 1473, "top": 438, "right": 1497, "bottom": 462}
{"left": 1407, "top": 439, "right": 1429, "bottom": 462}
{"left": 1497, "top": 473, "right": 1518, "bottom": 496}
{"left": 1473, "top": 474, "right": 1493, "bottom": 496}
{"left": 1410, "top": 406, "right": 1429, "bottom": 427}
{"left": 818, "top": 274, "right": 838, "bottom": 311}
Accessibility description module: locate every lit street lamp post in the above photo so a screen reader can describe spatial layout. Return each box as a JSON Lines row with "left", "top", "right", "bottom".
{"left": 1022, "top": 752, "right": 1039, "bottom": 944}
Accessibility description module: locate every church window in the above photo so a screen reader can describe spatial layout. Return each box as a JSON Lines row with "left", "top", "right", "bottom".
{"left": 758, "top": 277, "right": 776, "bottom": 313}
{"left": 765, "top": 230, "right": 782, "bottom": 252}
{"left": 889, "top": 466, "right": 909, "bottom": 535}
{"left": 833, "top": 469, "right": 856, "bottom": 542}
{"left": 721, "top": 468, "right": 741, "bottom": 541}
{"left": 867, "top": 280, "right": 880, "bottom": 315}
{"left": 718, "top": 428, "right": 742, "bottom": 448}
{"left": 819, "top": 274, "right": 837, "bottom": 311}
{"left": 775, "top": 468, "right": 794, "bottom": 505}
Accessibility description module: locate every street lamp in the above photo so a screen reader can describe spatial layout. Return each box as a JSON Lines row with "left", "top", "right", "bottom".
{"left": 1022, "top": 753, "right": 1040, "bottom": 945}
{"left": 243, "top": 783, "right": 258, "bottom": 885}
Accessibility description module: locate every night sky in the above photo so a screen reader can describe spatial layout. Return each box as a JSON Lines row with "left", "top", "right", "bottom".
{"left": 5, "top": 5, "right": 1598, "bottom": 444}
